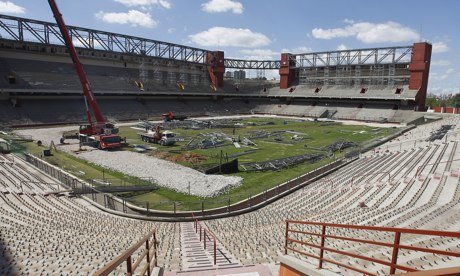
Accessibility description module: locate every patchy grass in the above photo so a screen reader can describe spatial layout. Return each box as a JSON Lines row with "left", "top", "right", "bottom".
{"left": 12, "top": 117, "right": 397, "bottom": 211}
{"left": 114, "top": 118, "right": 396, "bottom": 210}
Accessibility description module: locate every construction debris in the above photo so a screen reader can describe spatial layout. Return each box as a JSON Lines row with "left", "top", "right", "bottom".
{"left": 227, "top": 149, "right": 257, "bottom": 159}
{"left": 241, "top": 137, "right": 256, "bottom": 146}
{"left": 426, "top": 125, "right": 454, "bottom": 141}
{"left": 324, "top": 140, "right": 357, "bottom": 152}
{"left": 240, "top": 153, "right": 325, "bottom": 172}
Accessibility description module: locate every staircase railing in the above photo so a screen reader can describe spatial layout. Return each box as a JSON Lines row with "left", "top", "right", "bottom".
{"left": 94, "top": 228, "right": 158, "bottom": 276}
{"left": 284, "top": 221, "right": 460, "bottom": 276}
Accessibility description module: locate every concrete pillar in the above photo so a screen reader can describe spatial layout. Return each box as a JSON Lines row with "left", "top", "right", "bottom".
{"left": 279, "top": 53, "right": 296, "bottom": 89}
{"left": 207, "top": 51, "right": 225, "bottom": 88}
{"left": 409, "top": 42, "right": 432, "bottom": 111}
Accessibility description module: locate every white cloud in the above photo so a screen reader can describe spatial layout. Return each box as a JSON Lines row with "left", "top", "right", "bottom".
{"left": 189, "top": 27, "right": 270, "bottom": 48}
{"left": 239, "top": 49, "right": 278, "bottom": 60}
{"left": 95, "top": 10, "right": 157, "bottom": 28}
{"left": 432, "top": 42, "right": 449, "bottom": 53}
{"left": 427, "top": 86, "right": 459, "bottom": 96}
{"left": 431, "top": 60, "right": 451, "bottom": 66}
{"left": 0, "top": 1, "right": 25, "bottom": 14}
{"left": 312, "top": 21, "right": 419, "bottom": 44}
{"left": 337, "top": 44, "right": 348, "bottom": 51}
{"left": 446, "top": 68, "right": 455, "bottom": 74}
{"left": 114, "top": 0, "right": 171, "bottom": 9}
{"left": 167, "top": 27, "right": 176, "bottom": 34}
{"left": 201, "top": 0, "right": 243, "bottom": 14}
{"left": 281, "top": 46, "right": 312, "bottom": 54}
{"left": 430, "top": 68, "right": 456, "bottom": 82}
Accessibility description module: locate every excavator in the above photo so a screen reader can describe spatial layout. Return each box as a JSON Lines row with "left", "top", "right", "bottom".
{"left": 48, "top": 0, "right": 122, "bottom": 150}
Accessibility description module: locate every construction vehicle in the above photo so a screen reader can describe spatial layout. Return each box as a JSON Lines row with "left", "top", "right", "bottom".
{"left": 162, "top": 111, "right": 187, "bottom": 122}
{"left": 47, "top": 0, "right": 122, "bottom": 150}
{"left": 43, "top": 140, "right": 58, "bottom": 156}
{"left": 139, "top": 125, "right": 176, "bottom": 146}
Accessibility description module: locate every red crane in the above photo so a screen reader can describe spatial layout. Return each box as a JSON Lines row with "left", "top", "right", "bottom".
{"left": 47, "top": 0, "right": 121, "bottom": 149}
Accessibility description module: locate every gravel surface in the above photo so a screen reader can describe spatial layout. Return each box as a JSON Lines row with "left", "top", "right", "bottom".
{"left": 14, "top": 115, "right": 395, "bottom": 197}
{"left": 78, "top": 150, "right": 242, "bottom": 197}
{"left": 15, "top": 127, "right": 242, "bottom": 197}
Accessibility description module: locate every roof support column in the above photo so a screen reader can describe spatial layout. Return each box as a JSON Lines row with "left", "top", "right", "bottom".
{"left": 279, "top": 53, "right": 295, "bottom": 89}
{"left": 409, "top": 42, "right": 432, "bottom": 111}
{"left": 207, "top": 51, "right": 225, "bottom": 88}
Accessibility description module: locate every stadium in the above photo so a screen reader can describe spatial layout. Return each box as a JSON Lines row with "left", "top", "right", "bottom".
{"left": 0, "top": 1, "right": 459, "bottom": 276}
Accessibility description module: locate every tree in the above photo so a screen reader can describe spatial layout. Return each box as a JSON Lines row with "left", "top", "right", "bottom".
{"left": 425, "top": 96, "right": 439, "bottom": 107}
{"left": 450, "top": 93, "right": 460, "bottom": 107}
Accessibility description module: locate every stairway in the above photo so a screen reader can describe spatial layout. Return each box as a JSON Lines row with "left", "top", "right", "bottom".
{"left": 180, "top": 222, "right": 241, "bottom": 271}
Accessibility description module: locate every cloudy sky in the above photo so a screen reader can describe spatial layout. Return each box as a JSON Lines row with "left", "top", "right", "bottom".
{"left": 0, "top": 0, "right": 458, "bottom": 95}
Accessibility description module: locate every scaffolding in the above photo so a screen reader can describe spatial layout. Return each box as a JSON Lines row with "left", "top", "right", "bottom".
{"left": 293, "top": 46, "right": 412, "bottom": 88}
{"left": 138, "top": 57, "right": 148, "bottom": 84}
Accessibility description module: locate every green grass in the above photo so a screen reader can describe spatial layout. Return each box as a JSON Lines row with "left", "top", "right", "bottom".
{"left": 11, "top": 118, "right": 397, "bottom": 211}
{"left": 113, "top": 118, "right": 396, "bottom": 210}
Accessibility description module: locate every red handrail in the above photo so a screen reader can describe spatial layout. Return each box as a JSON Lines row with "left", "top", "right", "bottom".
{"left": 192, "top": 213, "right": 217, "bottom": 265}
{"left": 284, "top": 221, "right": 460, "bottom": 276}
{"left": 94, "top": 229, "right": 158, "bottom": 276}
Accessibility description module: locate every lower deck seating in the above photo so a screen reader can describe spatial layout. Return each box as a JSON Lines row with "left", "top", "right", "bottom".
{"left": 1, "top": 116, "right": 459, "bottom": 275}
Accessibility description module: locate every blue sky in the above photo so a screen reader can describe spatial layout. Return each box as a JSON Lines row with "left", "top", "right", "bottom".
{"left": 0, "top": 0, "right": 458, "bottom": 95}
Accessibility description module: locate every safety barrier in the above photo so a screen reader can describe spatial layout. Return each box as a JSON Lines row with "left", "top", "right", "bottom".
{"left": 94, "top": 229, "right": 158, "bottom": 276}
{"left": 24, "top": 152, "right": 353, "bottom": 219}
{"left": 284, "top": 221, "right": 460, "bottom": 275}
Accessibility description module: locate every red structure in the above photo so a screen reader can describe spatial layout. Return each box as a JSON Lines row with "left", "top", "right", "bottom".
{"left": 47, "top": 0, "right": 122, "bottom": 149}
{"left": 283, "top": 220, "right": 460, "bottom": 276}
{"left": 94, "top": 229, "right": 158, "bottom": 275}
{"left": 279, "top": 53, "right": 296, "bottom": 89}
{"left": 410, "top": 42, "right": 432, "bottom": 111}
{"left": 207, "top": 51, "right": 225, "bottom": 88}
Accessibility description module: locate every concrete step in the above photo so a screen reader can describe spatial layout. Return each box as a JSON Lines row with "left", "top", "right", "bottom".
{"left": 179, "top": 222, "right": 241, "bottom": 271}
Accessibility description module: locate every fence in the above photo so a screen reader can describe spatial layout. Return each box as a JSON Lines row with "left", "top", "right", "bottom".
{"left": 24, "top": 153, "right": 354, "bottom": 219}
{"left": 284, "top": 220, "right": 460, "bottom": 275}
{"left": 128, "top": 157, "right": 353, "bottom": 218}
{"left": 94, "top": 228, "right": 158, "bottom": 276}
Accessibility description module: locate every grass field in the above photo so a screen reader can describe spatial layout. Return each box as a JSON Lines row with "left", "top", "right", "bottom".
{"left": 8, "top": 117, "right": 397, "bottom": 211}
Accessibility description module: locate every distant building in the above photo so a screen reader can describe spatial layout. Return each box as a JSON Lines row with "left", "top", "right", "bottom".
{"left": 234, "top": 70, "right": 246, "bottom": 79}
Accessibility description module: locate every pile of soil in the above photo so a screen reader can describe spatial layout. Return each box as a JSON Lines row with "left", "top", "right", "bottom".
{"left": 169, "top": 151, "right": 209, "bottom": 164}
{"left": 149, "top": 151, "right": 173, "bottom": 159}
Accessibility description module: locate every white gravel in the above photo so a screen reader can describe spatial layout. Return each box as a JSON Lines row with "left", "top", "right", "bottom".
{"left": 15, "top": 126, "right": 243, "bottom": 197}
{"left": 14, "top": 115, "right": 395, "bottom": 197}
{"left": 79, "top": 150, "right": 242, "bottom": 197}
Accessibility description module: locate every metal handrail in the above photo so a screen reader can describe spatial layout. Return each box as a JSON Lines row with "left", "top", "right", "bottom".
{"left": 192, "top": 213, "right": 217, "bottom": 265}
{"left": 94, "top": 228, "right": 157, "bottom": 276}
{"left": 284, "top": 221, "right": 460, "bottom": 276}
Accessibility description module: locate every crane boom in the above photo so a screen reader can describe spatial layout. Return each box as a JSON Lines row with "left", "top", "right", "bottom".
{"left": 47, "top": 0, "right": 122, "bottom": 150}
{"left": 47, "top": 0, "right": 105, "bottom": 124}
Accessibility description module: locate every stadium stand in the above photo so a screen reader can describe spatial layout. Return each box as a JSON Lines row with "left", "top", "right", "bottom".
{"left": 2, "top": 13, "right": 457, "bottom": 275}
{"left": 0, "top": 153, "right": 182, "bottom": 274}
{"left": 203, "top": 115, "right": 460, "bottom": 274}
{"left": 0, "top": 35, "right": 432, "bottom": 126}
{"left": 2, "top": 115, "right": 458, "bottom": 275}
